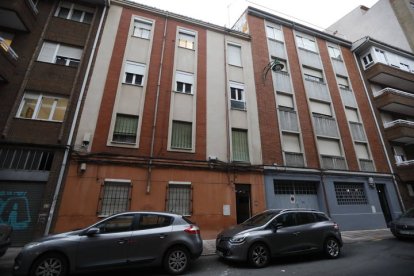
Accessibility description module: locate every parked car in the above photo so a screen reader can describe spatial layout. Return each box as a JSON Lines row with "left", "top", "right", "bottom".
{"left": 0, "top": 223, "right": 12, "bottom": 257}
{"left": 216, "top": 209, "right": 342, "bottom": 268}
{"left": 13, "top": 211, "right": 203, "bottom": 276}
{"left": 390, "top": 208, "right": 414, "bottom": 239}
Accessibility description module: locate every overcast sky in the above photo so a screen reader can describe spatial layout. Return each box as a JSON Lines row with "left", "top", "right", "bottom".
{"left": 132, "top": 0, "right": 379, "bottom": 30}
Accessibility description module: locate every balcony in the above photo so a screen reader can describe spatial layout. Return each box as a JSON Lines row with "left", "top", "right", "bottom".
{"left": 374, "top": 88, "right": 414, "bottom": 116}
{"left": 331, "top": 58, "right": 347, "bottom": 76}
{"left": 313, "top": 115, "right": 339, "bottom": 138}
{"left": 340, "top": 87, "right": 357, "bottom": 108}
{"left": 321, "top": 155, "right": 347, "bottom": 170}
{"left": 268, "top": 40, "right": 286, "bottom": 60}
{"left": 384, "top": 120, "right": 414, "bottom": 144}
{"left": 350, "top": 122, "right": 366, "bottom": 142}
{"left": 273, "top": 71, "right": 292, "bottom": 93}
{"left": 359, "top": 159, "right": 375, "bottom": 172}
{"left": 230, "top": 100, "right": 246, "bottom": 111}
{"left": 304, "top": 80, "right": 330, "bottom": 101}
{"left": 0, "top": 37, "right": 18, "bottom": 83}
{"left": 284, "top": 152, "right": 305, "bottom": 167}
{"left": 0, "top": 0, "right": 38, "bottom": 32}
{"left": 279, "top": 109, "right": 298, "bottom": 132}
{"left": 298, "top": 48, "right": 322, "bottom": 69}
{"left": 395, "top": 159, "right": 414, "bottom": 182}
{"left": 365, "top": 62, "right": 414, "bottom": 92}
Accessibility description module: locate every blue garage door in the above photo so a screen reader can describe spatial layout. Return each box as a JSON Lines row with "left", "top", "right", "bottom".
{"left": 271, "top": 180, "right": 320, "bottom": 210}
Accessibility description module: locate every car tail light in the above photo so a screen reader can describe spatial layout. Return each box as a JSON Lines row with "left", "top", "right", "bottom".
{"left": 184, "top": 225, "right": 200, "bottom": 234}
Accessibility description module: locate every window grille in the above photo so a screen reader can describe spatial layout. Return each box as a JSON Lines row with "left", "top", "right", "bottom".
{"left": 0, "top": 147, "right": 54, "bottom": 171}
{"left": 99, "top": 181, "right": 131, "bottom": 216}
{"left": 112, "top": 114, "right": 138, "bottom": 143}
{"left": 334, "top": 182, "right": 368, "bottom": 205}
{"left": 171, "top": 121, "right": 192, "bottom": 149}
{"left": 274, "top": 180, "right": 317, "bottom": 195}
{"left": 166, "top": 184, "right": 192, "bottom": 216}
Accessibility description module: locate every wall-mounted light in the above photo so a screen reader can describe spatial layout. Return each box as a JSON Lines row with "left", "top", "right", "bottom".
{"left": 263, "top": 58, "right": 284, "bottom": 81}
{"left": 368, "top": 177, "right": 376, "bottom": 189}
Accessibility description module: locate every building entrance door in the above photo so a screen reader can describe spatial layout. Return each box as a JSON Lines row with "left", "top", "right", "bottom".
{"left": 376, "top": 184, "right": 392, "bottom": 225}
{"left": 235, "top": 184, "right": 251, "bottom": 224}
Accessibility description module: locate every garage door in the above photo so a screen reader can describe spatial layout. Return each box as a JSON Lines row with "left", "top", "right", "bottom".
{"left": 271, "top": 180, "right": 320, "bottom": 210}
{"left": 0, "top": 182, "right": 45, "bottom": 246}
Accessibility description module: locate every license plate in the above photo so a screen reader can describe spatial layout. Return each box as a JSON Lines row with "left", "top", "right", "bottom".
{"left": 399, "top": 230, "right": 414, "bottom": 235}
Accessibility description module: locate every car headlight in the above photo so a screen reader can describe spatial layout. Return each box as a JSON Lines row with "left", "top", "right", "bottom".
{"left": 230, "top": 233, "right": 249, "bottom": 244}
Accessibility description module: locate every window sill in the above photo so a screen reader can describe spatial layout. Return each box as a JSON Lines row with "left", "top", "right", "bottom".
{"left": 173, "top": 90, "right": 194, "bottom": 95}
{"left": 298, "top": 47, "right": 319, "bottom": 55}
{"left": 228, "top": 64, "right": 243, "bottom": 69}
{"left": 131, "top": 35, "right": 150, "bottom": 40}
{"left": 169, "top": 148, "right": 195, "bottom": 153}
{"left": 122, "top": 82, "right": 144, "bottom": 87}
{"left": 14, "top": 117, "right": 63, "bottom": 123}
{"left": 178, "top": 46, "right": 196, "bottom": 51}
{"left": 230, "top": 107, "right": 247, "bottom": 112}
{"left": 267, "top": 38, "right": 284, "bottom": 44}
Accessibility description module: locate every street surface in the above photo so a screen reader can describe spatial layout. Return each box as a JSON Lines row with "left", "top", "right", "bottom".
{"left": 1, "top": 238, "right": 413, "bottom": 276}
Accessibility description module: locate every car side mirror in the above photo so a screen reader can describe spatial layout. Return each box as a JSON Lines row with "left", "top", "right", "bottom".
{"left": 86, "top": 227, "right": 100, "bottom": 236}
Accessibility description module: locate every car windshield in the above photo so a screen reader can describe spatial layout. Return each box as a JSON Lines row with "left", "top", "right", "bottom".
{"left": 241, "top": 211, "right": 279, "bottom": 226}
{"left": 401, "top": 208, "right": 414, "bottom": 218}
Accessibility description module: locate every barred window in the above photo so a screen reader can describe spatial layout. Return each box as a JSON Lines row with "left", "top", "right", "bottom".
{"left": 166, "top": 183, "right": 192, "bottom": 216}
{"left": 0, "top": 147, "right": 53, "bottom": 171}
{"left": 334, "top": 182, "right": 368, "bottom": 205}
{"left": 99, "top": 181, "right": 131, "bottom": 216}
{"left": 171, "top": 121, "right": 192, "bottom": 150}
{"left": 112, "top": 114, "right": 138, "bottom": 144}
{"left": 274, "top": 180, "right": 317, "bottom": 195}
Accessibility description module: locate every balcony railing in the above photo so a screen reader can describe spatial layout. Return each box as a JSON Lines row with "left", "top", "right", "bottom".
{"left": 359, "top": 159, "right": 375, "bottom": 172}
{"left": 231, "top": 100, "right": 246, "bottom": 111}
{"left": 304, "top": 80, "right": 330, "bottom": 101}
{"left": 396, "top": 159, "right": 414, "bottom": 167}
{"left": 26, "top": 0, "right": 39, "bottom": 14}
{"left": 331, "top": 58, "right": 347, "bottom": 76}
{"left": 384, "top": 119, "right": 414, "bottom": 128}
{"left": 340, "top": 87, "right": 357, "bottom": 107}
{"left": 350, "top": 122, "right": 366, "bottom": 141}
{"left": 298, "top": 48, "right": 322, "bottom": 69}
{"left": 279, "top": 109, "right": 298, "bottom": 131}
{"left": 273, "top": 71, "right": 292, "bottom": 93}
{"left": 313, "top": 115, "right": 339, "bottom": 137}
{"left": 374, "top": 87, "right": 414, "bottom": 99}
{"left": 321, "top": 155, "right": 347, "bottom": 170}
{"left": 268, "top": 40, "right": 286, "bottom": 59}
{"left": 0, "top": 147, "right": 54, "bottom": 171}
{"left": 0, "top": 37, "right": 18, "bottom": 60}
{"left": 284, "top": 152, "right": 305, "bottom": 167}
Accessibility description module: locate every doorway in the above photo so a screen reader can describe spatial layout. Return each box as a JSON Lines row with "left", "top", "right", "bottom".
{"left": 376, "top": 184, "right": 392, "bottom": 225}
{"left": 235, "top": 184, "right": 251, "bottom": 224}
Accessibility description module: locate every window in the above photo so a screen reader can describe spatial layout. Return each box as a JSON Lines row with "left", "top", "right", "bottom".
{"left": 0, "top": 147, "right": 54, "bottom": 171}
{"left": 38, "top": 41, "right": 82, "bottom": 67}
{"left": 175, "top": 71, "right": 194, "bottom": 94}
{"left": 133, "top": 19, "right": 152, "bottom": 39}
{"left": 337, "top": 76, "right": 349, "bottom": 90}
{"left": 328, "top": 46, "right": 342, "bottom": 60}
{"left": 303, "top": 67, "right": 324, "bottom": 83}
{"left": 273, "top": 180, "right": 317, "bottom": 195}
{"left": 232, "top": 129, "right": 249, "bottom": 162}
{"left": 55, "top": 1, "right": 93, "bottom": 24}
{"left": 166, "top": 183, "right": 192, "bottom": 216}
{"left": 310, "top": 100, "right": 332, "bottom": 117}
{"left": 228, "top": 44, "right": 242, "bottom": 67}
{"left": 138, "top": 214, "right": 173, "bottom": 229}
{"left": 99, "top": 180, "right": 131, "bottom": 216}
{"left": 393, "top": 145, "right": 406, "bottom": 163}
{"left": 178, "top": 30, "right": 195, "bottom": 50}
{"left": 296, "top": 34, "right": 317, "bottom": 52}
{"left": 283, "top": 133, "right": 301, "bottom": 153}
{"left": 334, "top": 182, "right": 368, "bottom": 205}
{"left": 17, "top": 93, "right": 68, "bottom": 122}
{"left": 112, "top": 114, "right": 138, "bottom": 144}
{"left": 277, "top": 93, "right": 294, "bottom": 109}
{"left": 171, "top": 121, "right": 192, "bottom": 149}
{"left": 318, "top": 138, "right": 341, "bottom": 156}
{"left": 297, "top": 212, "right": 316, "bottom": 225}
{"left": 345, "top": 108, "right": 359, "bottom": 122}
{"left": 123, "top": 61, "right": 145, "bottom": 86}
{"left": 374, "top": 48, "right": 387, "bottom": 64}
{"left": 275, "top": 213, "right": 297, "bottom": 227}
{"left": 355, "top": 143, "right": 370, "bottom": 160}
{"left": 361, "top": 53, "right": 373, "bottom": 68}
{"left": 230, "top": 82, "right": 245, "bottom": 110}
{"left": 266, "top": 25, "right": 283, "bottom": 41}
{"left": 96, "top": 214, "right": 135, "bottom": 233}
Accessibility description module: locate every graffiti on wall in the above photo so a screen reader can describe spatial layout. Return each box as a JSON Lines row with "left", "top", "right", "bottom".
{"left": 0, "top": 191, "right": 31, "bottom": 230}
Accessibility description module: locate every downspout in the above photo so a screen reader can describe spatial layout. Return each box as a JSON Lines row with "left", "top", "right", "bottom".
{"left": 353, "top": 52, "right": 405, "bottom": 212}
{"left": 146, "top": 14, "right": 168, "bottom": 194}
{"left": 44, "top": 5, "right": 108, "bottom": 235}
{"left": 223, "top": 35, "right": 232, "bottom": 185}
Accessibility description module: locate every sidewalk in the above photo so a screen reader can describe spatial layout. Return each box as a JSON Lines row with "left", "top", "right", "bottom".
{"left": 201, "top": 228, "right": 394, "bottom": 255}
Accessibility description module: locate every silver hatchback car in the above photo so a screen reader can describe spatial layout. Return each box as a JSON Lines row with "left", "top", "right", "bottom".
{"left": 13, "top": 212, "right": 203, "bottom": 276}
{"left": 216, "top": 209, "right": 342, "bottom": 268}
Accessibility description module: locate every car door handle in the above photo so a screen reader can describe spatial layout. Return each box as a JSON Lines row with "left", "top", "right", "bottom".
{"left": 117, "top": 239, "right": 128, "bottom": 245}
{"left": 293, "top": 232, "right": 301, "bottom": 236}
{"left": 159, "top": 234, "right": 168, "bottom": 239}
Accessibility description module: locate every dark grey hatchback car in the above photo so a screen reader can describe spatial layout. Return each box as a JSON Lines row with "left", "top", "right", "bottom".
{"left": 216, "top": 209, "right": 342, "bottom": 268}
{"left": 13, "top": 212, "right": 203, "bottom": 276}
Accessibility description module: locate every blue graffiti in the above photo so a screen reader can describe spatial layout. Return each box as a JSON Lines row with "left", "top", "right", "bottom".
{"left": 0, "top": 192, "right": 31, "bottom": 230}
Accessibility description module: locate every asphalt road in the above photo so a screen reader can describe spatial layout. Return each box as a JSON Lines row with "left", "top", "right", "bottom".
{"left": 2, "top": 238, "right": 414, "bottom": 276}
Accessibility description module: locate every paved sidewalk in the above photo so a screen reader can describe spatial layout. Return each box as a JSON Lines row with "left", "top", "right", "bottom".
{"left": 202, "top": 228, "right": 393, "bottom": 255}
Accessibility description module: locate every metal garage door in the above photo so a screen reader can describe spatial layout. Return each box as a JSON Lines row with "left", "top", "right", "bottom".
{"left": 272, "top": 180, "right": 320, "bottom": 210}
{"left": 0, "top": 182, "right": 45, "bottom": 246}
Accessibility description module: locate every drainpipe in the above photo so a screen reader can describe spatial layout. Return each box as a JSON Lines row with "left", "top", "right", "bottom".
{"left": 352, "top": 52, "right": 405, "bottom": 212}
{"left": 146, "top": 14, "right": 168, "bottom": 194}
{"left": 44, "top": 5, "right": 108, "bottom": 235}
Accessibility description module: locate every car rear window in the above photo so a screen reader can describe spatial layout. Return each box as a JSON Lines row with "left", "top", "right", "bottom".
{"left": 182, "top": 217, "right": 195, "bottom": 225}
{"left": 315, "top": 213, "right": 329, "bottom": 222}
{"left": 138, "top": 214, "right": 173, "bottom": 229}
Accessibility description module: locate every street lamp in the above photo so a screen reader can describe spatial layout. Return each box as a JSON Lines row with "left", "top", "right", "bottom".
{"left": 263, "top": 58, "right": 284, "bottom": 82}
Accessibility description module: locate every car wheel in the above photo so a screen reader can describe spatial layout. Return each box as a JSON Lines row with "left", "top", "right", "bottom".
{"left": 30, "top": 253, "right": 68, "bottom": 276}
{"left": 163, "top": 246, "right": 190, "bottom": 275}
{"left": 248, "top": 243, "right": 270, "bottom": 268}
{"left": 324, "top": 238, "right": 340, "bottom": 259}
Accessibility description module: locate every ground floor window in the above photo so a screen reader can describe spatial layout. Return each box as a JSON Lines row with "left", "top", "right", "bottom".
{"left": 273, "top": 180, "right": 317, "bottom": 194}
{"left": 334, "top": 182, "right": 368, "bottom": 205}
{"left": 99, "top": 180, "right": 131, "bottom": 216}
{"left": 166, "top": 182, "right": 192, "bottom": 216}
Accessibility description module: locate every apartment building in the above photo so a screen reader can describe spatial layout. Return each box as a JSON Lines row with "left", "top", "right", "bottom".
{"left": 234, "top": 7, "right": 404, "bottom": 230}
{"left": 0, "top": 0, "right": 107, "bottom": 245}
{"left": 53, "top": 0, "right": 265, "bottom": 238}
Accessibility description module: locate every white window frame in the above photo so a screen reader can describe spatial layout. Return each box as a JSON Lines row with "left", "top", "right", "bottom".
{"left": 171, "top": 121, "right": 193, "bottom": 150}
{"left": 133, "top": 18, "right": 152, "bottom": 39}
{"left": 337, "top": 75, "right": 350, "bottom": 90}
{"left": 328, "top": 46, "right": 342, "bottom": 60}
{"left": 54, "top": 1, "right": 94, "bottom": 24}
{"left": 166, "top": 181, "right": 192, "bottom": 216}
{"left": 37, "top": 41, "right": 83, "bottom": 67}
{"left": 229, "top": 82, "right": 246, "bottom": 110}
{"left": 361, "top": 52, "right": 373, "bottom": 69}
{"left": 178, "top": 29, "right": 196, "bottom": 50}
{"left": 266, "top": 25, "right": 283, "bottom": 41}
{"left": 123, "top": 61, "right": 146, "bottom": 86}
{"left": 303, "top": 67, "right": 324, "bottom": 83}
{"left": 228, "top": 43, "right": 242, "bottom": 67}
{"left": 175, "top": 71, "right": 194, "bottom": 94}
{"left": 16, "top": 92, "right": 68, "bottom": 122}
{"left": 296, "top": 34, "right": 317, "bottom": 52}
